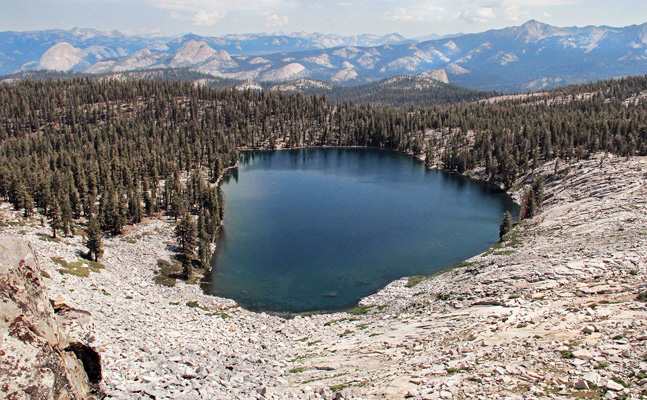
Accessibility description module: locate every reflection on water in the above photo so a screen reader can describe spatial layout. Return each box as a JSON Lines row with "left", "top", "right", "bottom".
{"left": 202, "top": 148, "right": 518, "bottom": 313}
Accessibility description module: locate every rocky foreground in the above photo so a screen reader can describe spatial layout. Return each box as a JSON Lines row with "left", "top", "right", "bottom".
{"left": 1, "top": 155, "right": 647, "bottom": 399}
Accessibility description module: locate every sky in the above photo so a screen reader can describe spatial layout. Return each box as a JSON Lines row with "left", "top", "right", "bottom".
{"left": 1, "top": 0, "right": 646, "bottom": 38}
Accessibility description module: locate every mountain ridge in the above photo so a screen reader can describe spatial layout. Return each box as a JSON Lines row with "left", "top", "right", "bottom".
{"left": 2, "top": 21, "right": 647, "bottom": 92}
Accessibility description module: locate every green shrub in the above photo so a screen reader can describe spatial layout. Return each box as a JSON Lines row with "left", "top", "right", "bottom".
{"left": 405, "top": 275, "right": 426, "bottom": 288}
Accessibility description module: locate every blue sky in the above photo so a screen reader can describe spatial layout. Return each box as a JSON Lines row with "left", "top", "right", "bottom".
{"left": 1, "top": 0, "right": 646, "bottom": 38}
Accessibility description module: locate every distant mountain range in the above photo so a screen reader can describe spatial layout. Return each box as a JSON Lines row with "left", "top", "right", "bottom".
{"left": 1, "top": 21, "right": 647, "bottom": 92}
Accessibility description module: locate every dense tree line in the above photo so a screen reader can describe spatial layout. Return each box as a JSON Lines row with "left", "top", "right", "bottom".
{"left": 0, "top": 75, "right": 646, "bottom": 270}
{"left": 268, "top": 76, "right": 496, "bottom": 108}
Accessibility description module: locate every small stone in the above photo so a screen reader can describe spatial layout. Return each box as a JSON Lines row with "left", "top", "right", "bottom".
{"left": 583, "top": 372, "right": 602, "bottom": 386}
{"left": 181, "top": 367, "right": 198, "bottom": 379}
{"left": 573, "top": 349, "right": 593, "bottom": 360}
{"left": 605, "top": 380, "right": 624, "bottom": 391}
{"left": 574, "top": 380, "right": 589, "bottom": 390}
{"left": 581, "top": 325, "right": 596, "bottom": 334}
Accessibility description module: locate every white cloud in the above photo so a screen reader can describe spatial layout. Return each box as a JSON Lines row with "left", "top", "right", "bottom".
{"left": 146, "top": 0, "right": 286, "bottom": 14}
{"left": 193, "top": 10, "right": 223, "bottom": 26}
{"left": 385, "top": 4, "right": 444, "bottom": 22}
{"left": 457, "top": 7, "right": 496, "bottom": 23}
{"left": 386, "top": 8, "right": 425, "bottom": 21}
{"left": 508, "top": 0, "right": 575, "bottom": 5}
{"left": 265, "top": 14, "right": 289, "bottom": 27}
{"left": 503, "top": 4, "right": 529, "bottom": 21}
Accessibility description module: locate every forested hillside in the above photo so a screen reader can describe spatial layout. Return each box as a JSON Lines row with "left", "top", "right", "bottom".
{"left": 273, "top": 75, "right": 495, "bottom": 108}
{"left": 0, "top": 75, "right": 646, "bottom": 248}
{"left": 2, "top": 69, "right": 493, "bottom": 108}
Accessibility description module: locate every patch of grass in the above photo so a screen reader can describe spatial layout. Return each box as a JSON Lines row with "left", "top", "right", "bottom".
{"left": 493, "top": 250, "right": 517, "bottom": 256}
{"left": 484, "top": 230, "right": 522, "bottom": 256}
{"left": 611, "top": 377, "right": 629, "bottom": 388}
{"left": 207, "top": 312, "right": 230, "bottom": 319}
{"left": 125, "top": 296, "right": 133, "bottom": 299}
{"left": 324, "top": 318, "right": 359, "bottom": 326}
{"left": 330, "top": 384, "right": 347, "bottom": 392}
{"left": 612, "top": 334, "right": 624, "bottom": 340}
{"left": 509, "top": 294, "right": 521, "bottom": 299}
{"left": 52, "top": 256, "right": 104, "bottom": 278}
{"left": 289, "top": 367, "right": 305, "bottom": 374}
{"left": 436, "top": 293, "right": 450, "bottom": 301}
{"left": 339, "top": 329, "right": 354, "bottom": 337}
{"left": 517, "top": 323, "right": 528, "bottom": 328}
{"left": 307, "top": 340, "right": 321, "bottom": 346}
{"left": 169, "top": 301, "right": 180, "bottom": 306}
{"left": 453, "top": 260, "right": 482, "bottom": 269}
{"left": 446, "top": 367, "right": 463, "bottom": 375}
{"left": 377, "top": 304, "right": 388, "bottom": 311}
{"left": 637, "top": 292, "right": 647, "bottom": 302}
{"left": 406, "top": 275, "right": 426, "bottom": 288}
{"left": 184, "top": 300, "right": 226, "bottom": 316}
{"left": 6, "top": 220, "right": 26, "bottom": 227}
{"left": 630, "top": 269, "right": 638, "bottom": 276}
{"left": 594, "top": 363, "right": 609, "bottom": 370}
{"left": 101, "top": 289, "right": 111, "bottom": 296}
{"left": 347, "top": 305, "right": 373, "bottom": 315}
{"left": 559, "top": 350, "right": 574, "bottom": 359}
{"left": 296, "top": 337, "right": 309, "bottom": 342}
{"left": 369, "top": 333, "right": 379, "bottom": 337}
{"left": 154, "top": 258, "right": 182, "bottom": 287}
{"left": 40, "top": 270, "right": 50, "bottom": 279}
{"left": 356, "top": 323, "right": 369, "bottom": 330}
{"left": 413, "top": 291, "right": 425, "bottom": 297}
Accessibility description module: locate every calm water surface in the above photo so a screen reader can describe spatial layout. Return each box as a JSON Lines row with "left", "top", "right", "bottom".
{"left": 202, "top": 148, "right": 517, "bottom": 313}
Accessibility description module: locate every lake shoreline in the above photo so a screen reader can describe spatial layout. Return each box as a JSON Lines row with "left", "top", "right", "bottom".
{"left": 205, "top": 147, "right": 516, "bottom": 313}
{"left": 1, "top": 154, "right": 646, "bottom": 399}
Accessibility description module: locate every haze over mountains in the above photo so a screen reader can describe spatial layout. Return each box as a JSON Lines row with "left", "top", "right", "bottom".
{"left": 2, "top": 20, "right": 647, "bottom": 92}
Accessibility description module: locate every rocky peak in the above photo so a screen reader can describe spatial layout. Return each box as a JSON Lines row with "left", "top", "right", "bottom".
{"left": 36, "top": 42, "right": 88, "bottom": 71}
{"left": 172, "top": 40, "right": 216, "bottom": 66}
{"left": 419, "top": 69, "right": 450, "bottom": 84}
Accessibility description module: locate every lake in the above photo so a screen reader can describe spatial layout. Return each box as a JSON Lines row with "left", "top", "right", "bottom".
{"left": 202, "top": 148, "right": 517, "bottom": 313}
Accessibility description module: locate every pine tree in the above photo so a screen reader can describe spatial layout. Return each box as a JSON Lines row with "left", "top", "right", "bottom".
{"left": 198, "top": 228, "right": 211, "bottom": 269}
{"left": 520, "top": 187, "right": 537, "bottom": 221}
{"left": 129, "top": 189, "right": 143, "bottom": 224}
{"left": 23, "top": 192, "right": 33, "bottom": 217}
{"left": 47, "top": 200, "right": 63, "bottom": 238}
{"left": 86, "top": 217, "right": 103, "bottom": 261}
{"left": 175, "top": 214, "right": 197, "bottom": 279}
{"left": 171, "top": 194, "right": 187, "bottom": 222}
{"left": 531, "top": 175, "right": 545, "bottom": 209}
{"left": 61, "top": 195, "right": 72, "bottom": 236}
{"left": 499, "top": 211, "right": 513, "bottom": 241}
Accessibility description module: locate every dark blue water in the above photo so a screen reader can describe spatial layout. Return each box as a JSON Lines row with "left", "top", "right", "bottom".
{"left": 202, "top": 148, "right": 517, "bottom": 313}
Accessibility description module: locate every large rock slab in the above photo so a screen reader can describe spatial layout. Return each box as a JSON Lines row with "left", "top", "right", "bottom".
{"left": 0, "top": 237, "right": 92, "bottom": 399}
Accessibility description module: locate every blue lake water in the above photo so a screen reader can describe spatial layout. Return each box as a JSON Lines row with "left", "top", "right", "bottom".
{"left": 202, "top": 148, "right": 517, "bottom": 313}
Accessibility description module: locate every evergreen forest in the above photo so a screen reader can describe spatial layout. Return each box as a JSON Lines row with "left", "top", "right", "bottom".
{"left": 0, "top": 75, "right": 646, "bottom": 269}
